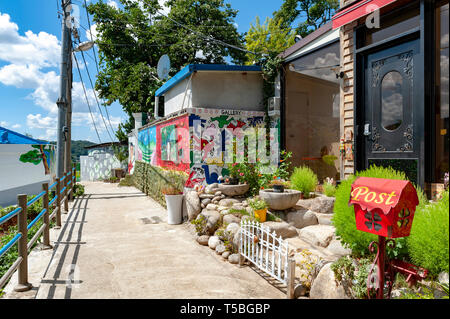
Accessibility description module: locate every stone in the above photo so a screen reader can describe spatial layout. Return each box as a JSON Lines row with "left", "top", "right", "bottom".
{"left": 217, "top": 205, "right": 229, "bottom": 212}
{"left": 196, "top": 235, "right": 210, "bottom": 246}
{"left": 228, "top": 253, "right": 240, "bottom": 264}
{"left": 391, "top": 288, "right": 410, "bottom": 299}
{"left": 208, "top": 236, "right": 221, "bottom": 250}
{"left": 259, "top": 189, "right": 302, "bottom": 211}
{"left": 294, "top": 284, "right": 308, "bottom": 298}
{"left": 201, "top": 203, "right": 206, "bottom": 209}
{"left": 199, "top": 210, "right": 222, "bottom": 235}
{"left": 438, "top": 272, "right": 449, "bottom": 284}
{"left": 220, "top": 194, "right": 226, "bottom": 199}
{"left": 309, "top": 263, "right": 351, "bottom": 299}
{"left": 223, "top": 214, "right": 241, "bottom": 225}
{"left": 218, "top": 198, "right": 241, "bottom": 207}
{"left": 232, "top": 232, "right": 240, "bottom": 251}
{"left": 201, "top": 198, "right": 212, "bottom": 206}
{"left": 315, "top": 213, "right": 333, "bottom": 225}
{"left": 212, "top": 196, "right": 222, "bottom": 202}
{"left": 218, "top": 184, "right": 250, "bottom": 196}
{"left": 222, "top": 251, "right": 231, "bottom": 259}
{"left": 296, "top": 198, "right": 315, "bottom": 210}
{"left": 226, "top": 222, "right": 240, "bottom": 237}
{"left": 185, "top": 191, "right": 201, "bottom": 220}
{"left": 286, "top": 209, "right": 318, "bottom": 229}
{"left": 216, "top": 244, "right": 226, "bottom": 255}
{"left": 205, "top": 183, "right": 219, "bottom": 194}
{"left": 310, "top": 196, "right": 335, "bottom": 214}
{"left": 214, "top": 191, "right": 222, "bottom": 196}
{"left": 263, "top": 221, "right": 298, "bottom": 239}
{"left": 231, "top": 204, "right": 246, "bottom": 211}
{"left": 206, "top": 203, "right": 219, "bottom": 211}
{"left": 199, "top": 193, "right": 215, "bottom": 199}
{"left": 299, "top": 225, "right": 336, "bottom": 248}
{"left": 326, "top": 239, "right": 351, "bottom": 257}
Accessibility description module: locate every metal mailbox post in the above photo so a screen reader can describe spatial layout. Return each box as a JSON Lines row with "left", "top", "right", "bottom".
{"left": 348, "top": 177, "right": 425, "bottom": 299}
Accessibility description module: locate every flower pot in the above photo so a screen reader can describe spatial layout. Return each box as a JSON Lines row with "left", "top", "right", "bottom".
{"left": 165, "top": 194, "right": 184, "bottom": 225}
{"left": 254, "top": 208, "right": 267, "bottom": 222}
{"left": 228, "top": 177, "right": 239, "bottom": 185}
{"left": 272, "top": 185, "right": 285, "bottom": 193}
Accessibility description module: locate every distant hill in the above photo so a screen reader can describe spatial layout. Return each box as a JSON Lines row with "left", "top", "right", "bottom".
{"left": 50, "top": 140, "right": 96, "bottom": 163}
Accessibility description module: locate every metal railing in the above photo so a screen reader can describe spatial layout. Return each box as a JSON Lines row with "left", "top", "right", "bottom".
{"left": 239, "top": 220, "right": 296, "bottom": 299}
{"left": 0, "top": 165, "right": 77, "bottom": 291}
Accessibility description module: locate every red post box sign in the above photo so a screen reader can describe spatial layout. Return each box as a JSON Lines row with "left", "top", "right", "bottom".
{"left": 349, "top": 177, "right": 419, "bottom": 238}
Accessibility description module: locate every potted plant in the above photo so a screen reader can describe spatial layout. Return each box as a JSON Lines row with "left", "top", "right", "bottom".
{"left": 162, "top": 186, "right": 184, "bottom": 225}
{"left": 248, "top": 196, "right": 268, "bottom": 222}
{"left": 226, "top": 163, "right": 242, "bottom": 185}
{"left": 112, "top": 145, "right": 128, "bottom": 179}
{"left": 268, "top": 179, "right": 288, "bottom": 193}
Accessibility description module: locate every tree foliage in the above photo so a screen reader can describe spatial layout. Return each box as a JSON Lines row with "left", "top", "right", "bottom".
{"left": 87, "top": 0, "right": 245, "bottom": 141}
{"left": 273, "top": 0, "right": 339, "bottom": 38}
{"left": 244, "top": 16, "right": 295, "bottom": 64}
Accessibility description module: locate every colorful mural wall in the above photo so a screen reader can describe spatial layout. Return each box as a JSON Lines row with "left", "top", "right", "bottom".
{"left": 135, "top": 108, "right": 267, "bottom": 188}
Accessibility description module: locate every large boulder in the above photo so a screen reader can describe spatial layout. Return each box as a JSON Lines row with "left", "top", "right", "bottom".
{"left": 310, "top": 196, "right": 335, "bottom": 214}
{"left": 309, "top": 263, "right": 351, "bottom": 299}
{"left": 196, "top": 235, "right": 210, "bottom": 246}
{"left": 185, "top": 191, "right": 201, "bottom": 220}
{"left": 326, "top": 239, "right": 352, "bottom": 257}
{"left": 216, "top": 243, "right": 227, "bottom": 255}
{"left": 199, "top": 209, "right": 222, "bottom": 235}
{"left": 263, "top": 221, "right": 298, "bottom": 239}
{"left": 226, "top": 222, "right": 241, "bottom": 237}
{"left": 299, "top": 225, "right": 335, "bottom": 248}
{"left": 315, "top": 213, "right": 333, "bottom": 226}
{"left": 205, "top": 183, "right": 219, "bottom": 194}
{"left": 218, "top": 198, "right": 241, "bottom": 207}
{"left": 223, "top": 214, "right": 241, "bottom": 225}
{"left": 286, "top": 209, "right": 318, "bottom": 229}
{"left": 228, "top": 253, "right": 240, "bottom": 264}
{"left": 208, "top": 236, "right": 221, "bottom": 250}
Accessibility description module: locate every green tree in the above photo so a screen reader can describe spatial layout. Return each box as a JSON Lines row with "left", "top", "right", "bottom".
{"left": 273, "top": 0, "right": 339, "bottom": 38}
{"left": 19, "top": 145, "right": 52, "bottom": 174}
{"left": 244, "top": 16, "right": 295, "bottom": 64}
{"left": 87, "top": 0, "right": 245, "bottom": 140}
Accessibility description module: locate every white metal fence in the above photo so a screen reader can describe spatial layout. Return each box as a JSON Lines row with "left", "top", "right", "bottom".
{"left": 238, "top": 220, "right": 296, "bottom": 298}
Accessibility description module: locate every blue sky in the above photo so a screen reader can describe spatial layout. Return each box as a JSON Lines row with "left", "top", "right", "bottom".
{"left": 0, "top": 0, "right": 284, "bottom": 143}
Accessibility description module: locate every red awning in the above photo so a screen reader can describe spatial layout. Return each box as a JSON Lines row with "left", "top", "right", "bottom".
{"left": 332, "top": 0, "right": 398, "bottom": 29}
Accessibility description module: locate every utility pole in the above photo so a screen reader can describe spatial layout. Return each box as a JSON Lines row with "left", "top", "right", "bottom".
{"left": 56, "top": 0, "right": 72, "bottom": 179}
{"left": 65, "top": 38, "right": 73, "bottom": 175}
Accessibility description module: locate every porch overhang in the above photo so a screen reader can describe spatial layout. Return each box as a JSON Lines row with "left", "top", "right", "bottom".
{"left": 331, "top": 0, "right": 398, "bottom": 29}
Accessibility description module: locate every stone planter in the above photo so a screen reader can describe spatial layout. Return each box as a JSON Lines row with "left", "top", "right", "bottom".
{"left": 218, "top": 183, "right": 249, "bottom": 196}
{"left": 259, "top": 189, "right": 302, "bottom": 211}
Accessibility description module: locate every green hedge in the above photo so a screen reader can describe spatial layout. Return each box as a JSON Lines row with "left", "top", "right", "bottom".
{"left": 133, "top": 161, "right": 188, "bottom": 208}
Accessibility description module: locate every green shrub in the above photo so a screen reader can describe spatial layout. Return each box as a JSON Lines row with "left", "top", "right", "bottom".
{"left": 248, "top": 196, "right": 268, "bottom": 211}
{"left": 332, "top": 165, "right": 428, "bottom": 259}
{"left": 323, "top": 182, "right": 336, "bottom": 197}
{"left": 73, "top": 183, "right": 85, "bottom": 197}
{"left": 290, "top": 166, "right": 318, "bottom": 198}
{"left": 118, "top": 174, "right": 134, "bottom": 187}
{"left": 407, "top": 191, "right": 449, "bottom": 276}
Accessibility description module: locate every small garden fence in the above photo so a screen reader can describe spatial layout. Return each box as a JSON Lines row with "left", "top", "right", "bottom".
{"left": 0, "top": 166, "right": 76, "bottom": 291}
{"left": 238, "top": 220, "right": 296, "bottom": 299}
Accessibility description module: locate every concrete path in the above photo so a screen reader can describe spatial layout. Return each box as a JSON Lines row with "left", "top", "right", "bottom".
{"left": 2, "top": 182, "right": 285, "bottom": 299}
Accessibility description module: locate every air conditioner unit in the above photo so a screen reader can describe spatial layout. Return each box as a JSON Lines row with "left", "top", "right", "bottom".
{"left": 268, "top": 97, "right": 280, "bottom": 117}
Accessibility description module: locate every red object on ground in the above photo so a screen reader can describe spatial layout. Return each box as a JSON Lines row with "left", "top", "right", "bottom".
{"left": 349, "top": 177, "right": 419, "bottom": 238}
{"left": 390, "top": 259, "right": 429, "bottom": 287}
{"left": 332, "top": 0, "right": 398, "bottom": 29}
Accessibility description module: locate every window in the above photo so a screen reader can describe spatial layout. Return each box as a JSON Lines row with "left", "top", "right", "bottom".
{"left": 381, "top": 71, "right": 403, "bottom": 131}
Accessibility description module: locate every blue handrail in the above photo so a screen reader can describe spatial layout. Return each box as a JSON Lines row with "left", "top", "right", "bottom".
{"left": 27, "top": 208, "right": 47, "bottom": 231}
{"left": 49, "top": 181, "right": 57, "bottom": 190}
{"left": 0, "top": 233, "right": 22, "bottom": 258}
{"left": 60, "top": 187, "right": 66, "bottom": 195}
{"left": 67, "top": 180, "right": 72, "bottom": 186}
{"left": 26, "top": 191, "right": 46, "bottom": 206}
{"left": 0, "top": 207, "right": 22, "bottom": 226}
{"left": 49, "top": 195, "right": 58, "bottom": 206}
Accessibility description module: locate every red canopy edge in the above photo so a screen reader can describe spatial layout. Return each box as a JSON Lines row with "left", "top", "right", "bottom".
{"left": 332, "top": 0, "right": 398, "bottom": 29}
{"left": 348, "top": 176, "right": 419, "bottom": 215}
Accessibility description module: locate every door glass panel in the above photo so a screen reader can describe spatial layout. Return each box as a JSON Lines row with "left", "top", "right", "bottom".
{"left": 381, "top": 71, "right": 403, "bottom": 131}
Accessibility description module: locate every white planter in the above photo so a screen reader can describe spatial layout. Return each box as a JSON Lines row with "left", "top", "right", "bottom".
{"left": 165, "top": 194, "right": 184, "bottom": 225}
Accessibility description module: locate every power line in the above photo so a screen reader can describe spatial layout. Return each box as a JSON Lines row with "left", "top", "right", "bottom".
{"left": 83, "top": 0, "right": 117, "bottom": 137}
{"left": 77, "top": 48, "right": 115, "bottom": 142}
{"left": 72, "top": 52, "right": 102, "bottom": 144}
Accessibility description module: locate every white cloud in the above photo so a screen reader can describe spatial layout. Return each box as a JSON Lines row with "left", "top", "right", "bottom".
{"left": 86, "top": 23, "right": 99, "bottom": 41}
{"left": 0, "top": 121, "right": 22, "bottom": 130}
{"left": 107, "top": 0, "right": 119, "bottom": 10}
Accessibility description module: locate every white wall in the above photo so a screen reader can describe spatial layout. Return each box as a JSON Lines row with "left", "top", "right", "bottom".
{"left": 163, "top": 71, "right": 263, "bottom": 116}
{"left": 0, "top": 144, "right": 53, "bottom": 206}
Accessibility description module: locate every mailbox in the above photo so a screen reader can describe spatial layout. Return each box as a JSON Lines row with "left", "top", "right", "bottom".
{"left": 349, "top": 177, "right": 419, "bottom": 238}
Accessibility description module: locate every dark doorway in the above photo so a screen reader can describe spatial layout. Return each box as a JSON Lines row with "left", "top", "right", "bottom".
{"left": 361, "top": 39, "right": 422, "bottom": 185}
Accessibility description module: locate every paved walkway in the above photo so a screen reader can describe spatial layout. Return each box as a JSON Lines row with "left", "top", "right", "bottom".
{"left": 2, "top": 182, "right": 285, "bottom": 299}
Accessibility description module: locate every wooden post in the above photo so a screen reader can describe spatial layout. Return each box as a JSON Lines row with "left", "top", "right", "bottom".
{"left": 55, "top": 178, "right": 62, "bottom": 228}
{"left": 14, "top": 194, "right": 32, "bottom": 292}
{"left": 41, "top": 183, "right": 52, "bottom": 250}
{"left": 287, "top": 258, "right": 296, "bottom": 299}
{"left": 63, "top": 172, "right": 69, "bottom": 213}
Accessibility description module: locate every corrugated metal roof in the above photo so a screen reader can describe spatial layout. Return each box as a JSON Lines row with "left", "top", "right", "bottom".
{"left": 0, "top": 126, "right": 49, "bottom": 145}
{"left": 155, "top": 64, "right": 262, "bottom": 97}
